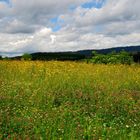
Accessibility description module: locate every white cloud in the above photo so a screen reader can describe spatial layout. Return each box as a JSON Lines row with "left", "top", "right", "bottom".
{"left": 50, "top": 35, "right": 56, "bottom": 44}
{"left": 0, "top": 0, "right": 140, "bottom": 56}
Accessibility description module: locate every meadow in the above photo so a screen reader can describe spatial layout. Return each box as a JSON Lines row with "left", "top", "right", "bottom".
{"left": 0, "top": 61, "right": 140, "bottom": 140}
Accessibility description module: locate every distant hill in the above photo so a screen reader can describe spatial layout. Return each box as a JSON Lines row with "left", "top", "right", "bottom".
{"left": 76, "top": 45, "right": 140, "bottom": 56}
{"left": 76, "top": 45, "right": 140, "bottom": 62}
{"left": 31, "top": 45, "right": 140, "bottom": 61}
{"left": 1, "top": 45, "right": 140, "bottom": 62}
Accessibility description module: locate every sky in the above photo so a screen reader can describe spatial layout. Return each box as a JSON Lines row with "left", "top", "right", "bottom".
{"left": 0, "top": 0, "right": 140, "bottom": 56}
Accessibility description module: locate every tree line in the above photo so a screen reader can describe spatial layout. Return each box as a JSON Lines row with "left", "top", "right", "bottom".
{"left": 1, "top": 50, "right": 140, "bottom": 64}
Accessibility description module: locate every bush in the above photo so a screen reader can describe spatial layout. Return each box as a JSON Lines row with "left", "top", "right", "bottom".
{"left": 119, "top": 50, "right": 133, "bottom": 65}
{"left": 90, "top": 50, "right": 133, "bottom": 65}
{"left": 21, "top": 53, "right": 32, "bottom": 61}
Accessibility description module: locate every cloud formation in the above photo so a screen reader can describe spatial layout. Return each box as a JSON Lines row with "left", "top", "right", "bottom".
{"left": 0, "top": 0, "right": 140, "bottom": 56}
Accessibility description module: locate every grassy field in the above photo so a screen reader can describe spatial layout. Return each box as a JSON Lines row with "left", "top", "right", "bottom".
{"left": 0, "top": 61, "right": 140, "bottom": 140}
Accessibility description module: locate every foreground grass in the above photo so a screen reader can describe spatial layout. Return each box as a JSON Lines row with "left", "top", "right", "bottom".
{"left": 0, "top": 61, "right": 140, "bottom": 140}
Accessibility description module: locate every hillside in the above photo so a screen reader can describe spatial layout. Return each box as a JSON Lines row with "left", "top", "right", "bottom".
{"left": 1, "top": 45, "right": 140, "bottom": 62}
{"left": 76, "top": 45, "right": 140, "bottom": 56}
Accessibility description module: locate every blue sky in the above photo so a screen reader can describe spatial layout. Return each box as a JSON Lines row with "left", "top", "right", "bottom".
{"left": 0, "top": 0, "right": 140, "bottom": 56}
{"left": 0, "top": 0, "right": 9, "bottom": 4}
{"left": 50, "top": 17, "right": 63, "bottom": 32}
{"left": 0, "top": 0, "right": 12, "bottom": 7}
{"left": 82, "top": 0, "right": 105, "bottom": 9}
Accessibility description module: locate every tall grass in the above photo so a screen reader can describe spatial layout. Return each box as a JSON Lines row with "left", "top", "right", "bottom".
{"left": 0, "top": 61, "right": 140, "bottom": 139}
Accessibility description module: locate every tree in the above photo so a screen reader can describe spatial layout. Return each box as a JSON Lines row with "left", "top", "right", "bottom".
{"left": 21, "top": 53, "right": 32, "bottom": 61}
{"left": 119, "top": 50, "right": 133, "bottom": 65}
{"left": 90, "top": 50, "right": 133, "bottom": 65}
{"left": 92, "top": 51, "right": 97, "bottom": 56}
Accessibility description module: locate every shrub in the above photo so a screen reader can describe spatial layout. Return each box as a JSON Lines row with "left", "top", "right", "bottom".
{"left": 119, "top": 50, "right": 133, "bottom": 65}
{"left": 90, "top": 50, "right": 133, "bottom": 65}
{"left": 21, "top": 53, "right": 32, "bottom": 61}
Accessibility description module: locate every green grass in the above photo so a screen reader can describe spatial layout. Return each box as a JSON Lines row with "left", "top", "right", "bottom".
{"left": 0, "top": 61, "right": 140, "bottom": 140}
